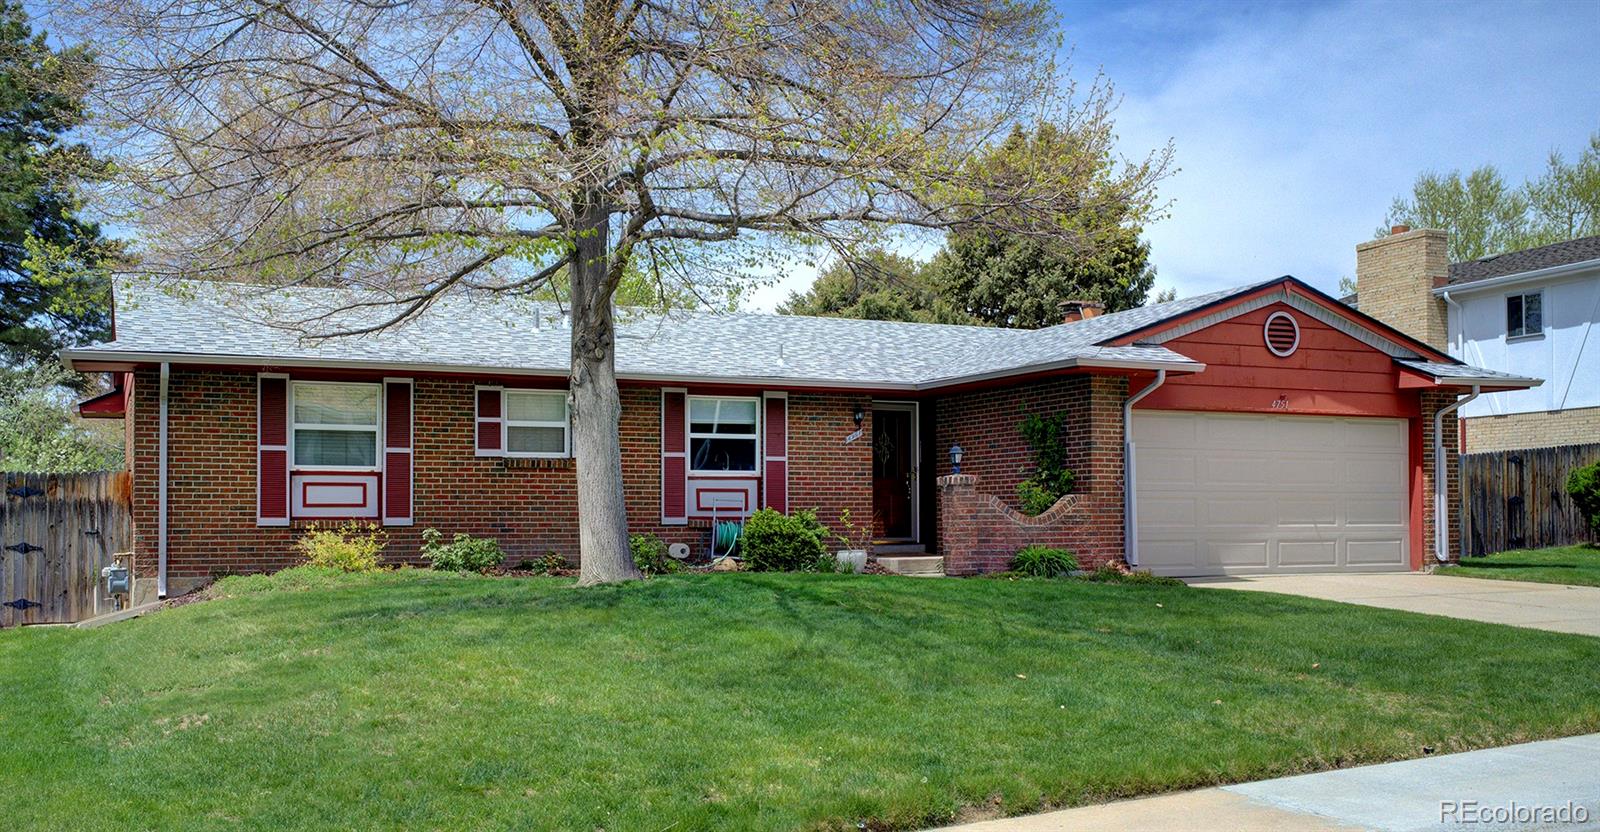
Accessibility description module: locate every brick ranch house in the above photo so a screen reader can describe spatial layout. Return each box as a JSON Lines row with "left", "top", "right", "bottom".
{"left": 64, "top": 272, "right": 1538, "bottom": 598}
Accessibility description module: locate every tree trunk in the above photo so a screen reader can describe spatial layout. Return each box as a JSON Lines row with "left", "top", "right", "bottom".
{"left": 569, "top": 192, "right": 643, "bottom": 585}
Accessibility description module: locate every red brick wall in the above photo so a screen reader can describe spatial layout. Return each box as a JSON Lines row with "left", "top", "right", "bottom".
{"left": 932, "top": 374, "right": 1129, "bottom": 570}
{"left": 129, "top": 368, "right": 872, "bottom": 580}
{"left": 1420, "top": 389, "right": 1463, "bottom": 566}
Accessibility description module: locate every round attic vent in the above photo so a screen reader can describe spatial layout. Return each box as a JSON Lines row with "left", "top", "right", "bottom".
{"left": 1264, "top": 311, "right": 1300, "bottom": 357}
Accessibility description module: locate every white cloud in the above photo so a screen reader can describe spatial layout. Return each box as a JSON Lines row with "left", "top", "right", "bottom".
{"left": 1103, "top": 0, "right": 1599, "bottom": 297}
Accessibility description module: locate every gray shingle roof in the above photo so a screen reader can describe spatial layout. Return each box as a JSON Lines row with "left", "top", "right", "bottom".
{"left": 63, "top": 276, "right": 1530, "bottom": 390}
{"left": 1449, "top": 235, "right": 1600, "bottom": 285}
{"left": 68, "top": 279, "right": 1204, "bottom": 390}
{"left": 1394, "top": 360, "right": 1542, "bottom": 386}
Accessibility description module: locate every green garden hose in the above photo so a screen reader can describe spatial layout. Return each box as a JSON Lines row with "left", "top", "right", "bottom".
{"left": 712, "top": 521, "right": 742, "bottom": 556}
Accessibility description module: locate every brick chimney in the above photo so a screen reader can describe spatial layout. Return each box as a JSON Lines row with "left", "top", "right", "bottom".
{"left": 1354, "top": 226, "right": 1449, "bottom": 349}
{"left": 1060, "top": 300, "right": 1105, "bottom": 323}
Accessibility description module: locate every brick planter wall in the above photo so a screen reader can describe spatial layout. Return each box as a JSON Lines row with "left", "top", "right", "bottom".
{"left": 932, "top": 375, "right": 1128, "bottom": 573}
{"left": 937, "top": 474, "right": 1119, "bottom": 574}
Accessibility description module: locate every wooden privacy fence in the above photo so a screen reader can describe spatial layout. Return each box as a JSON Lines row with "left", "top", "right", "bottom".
{"left": 1461, "top": 443, "right": 1600, "bottom": 557}
{"left": 0, "top": 471, "right": 132, "bottom": 627}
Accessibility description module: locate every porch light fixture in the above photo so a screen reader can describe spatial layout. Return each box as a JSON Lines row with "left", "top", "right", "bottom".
{"left": 950, "top": 443, "right": 964, "bottom": 474}
{"left": 853, "top": 407, "right": 865, "bottom": 428}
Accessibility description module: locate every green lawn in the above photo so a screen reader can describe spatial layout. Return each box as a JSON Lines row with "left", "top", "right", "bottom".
{"left": 3, "top": 569, "right": 1598, "bottom": 831}
{"left": 1437, "top": 544, "right": 1600, "bottom": 587}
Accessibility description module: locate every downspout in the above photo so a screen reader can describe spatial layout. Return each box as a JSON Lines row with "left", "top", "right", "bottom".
{"left": 1440, "top": 290, "right": 1462, "bottom": 357}
{"left": 158, "top": 362, "right": 170, "bottom": 598}
{"left": 1122, "top": 370, "right": 1167, "bottom": 567}
{"left": 1432, "top": 385, "right": 1479, "bottom": 566}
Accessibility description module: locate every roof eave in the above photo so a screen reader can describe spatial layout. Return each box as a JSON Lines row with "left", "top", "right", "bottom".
{"left": 1434, "top": 257, "right": 1600, "bottom": 296}
{"left": 59, "top": 349, "right": 1205, "bottom": 393}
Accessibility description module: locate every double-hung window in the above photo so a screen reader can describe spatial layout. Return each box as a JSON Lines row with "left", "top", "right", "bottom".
{"left": 292, "top": 382, "right": 380, "bottom": 469}
{"left": 1507, "top": 290, "right": 1543, "bottom": 338}
{"left": 505, "top": 390, "right": 570, "bottom": 457}
{"left": 688, "top": 396, "right": 758, "bottom": 473}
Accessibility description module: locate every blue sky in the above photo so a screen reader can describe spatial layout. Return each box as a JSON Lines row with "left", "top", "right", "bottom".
{"left": 752, "top": 0, "right": 1600, "bottom": 308}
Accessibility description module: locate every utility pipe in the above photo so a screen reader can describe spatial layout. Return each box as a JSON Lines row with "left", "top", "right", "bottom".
{"left": 1440, "top": 289, "right": 1463, "bottom": 357}
{"left": 158, "top": 361, "right": 170, "bottom": 598}
{"left": 1122, "top": 370, "right": 1167, "bottom": 567}
{"left": 1432, "top": 385, "right": 1479, "bottom": 565}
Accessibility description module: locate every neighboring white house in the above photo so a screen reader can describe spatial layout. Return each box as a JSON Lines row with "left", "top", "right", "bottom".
{"left": 1355, "top": 229, "right": 1599, "bottom": 452}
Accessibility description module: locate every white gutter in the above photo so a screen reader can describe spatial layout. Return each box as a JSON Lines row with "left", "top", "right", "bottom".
{"left": 158, "top": 361, "right": 170, "bottom": 598}
{"left": 1432, "top": 385, "right": 1479, "bottom": 566}
{"left": 59, "top": 348, "right": 1206, "bottom": 393}
{"left": 1430, "top": 257, "right": 1600, "bottom": 297}
{"left": 1121, "top": 370, "right": 1167, "bottom": 567}
{"left": 1440, "top": 289, "right": 1463, "bottom": 357}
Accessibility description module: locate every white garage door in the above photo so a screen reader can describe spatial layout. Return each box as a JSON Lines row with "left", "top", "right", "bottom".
{"left": 1134, "top": 411, "right": 1409, "bottom": 576}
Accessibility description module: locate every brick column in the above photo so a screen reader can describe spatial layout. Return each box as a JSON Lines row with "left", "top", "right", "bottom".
{"left": 937, "top": 474, "right": 981, "bottom": 575}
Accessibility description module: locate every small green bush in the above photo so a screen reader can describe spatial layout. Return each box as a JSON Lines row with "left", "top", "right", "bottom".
{"left": 1010, "top": 545, "right": 1078, "bottom": 578}
{"left": 1569, "top": 462, "right": 1600, "bottom": 533}
{"left": 739, "top": 508, "right": 829, "bottom": 572}
{"left": 295, "top": 521, "right": 386, "bottom": 573}
{"left": 1076, "top": 565, "right": 1185, "bottom": 586}
{"left": 630, "top": 533, "right": 683, "bottom": 575}
{"left": 420, "top": 528, "right": 504, "bottom": 573}
{"left": 530, "top": 551, "right": 569, "bottom": 574}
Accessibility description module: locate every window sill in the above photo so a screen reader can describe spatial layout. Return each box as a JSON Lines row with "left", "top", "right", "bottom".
{"left": 1506, "top": 332, "right": 1544, "bottom": 343}
{"left": 688, "top": 470, "right": 760, "bottom": 478}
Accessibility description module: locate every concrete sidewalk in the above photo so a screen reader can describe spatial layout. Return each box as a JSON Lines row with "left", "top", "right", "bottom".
{"left": 930, "top": 733, "right": 1600, "bottom": 831}
{"left": 1186, "top": 572, "right": 1600, "bottom": 637}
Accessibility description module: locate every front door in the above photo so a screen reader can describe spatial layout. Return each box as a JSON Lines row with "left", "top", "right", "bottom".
{"left": 872, "top": 403, "right": 918, "bottom": 540}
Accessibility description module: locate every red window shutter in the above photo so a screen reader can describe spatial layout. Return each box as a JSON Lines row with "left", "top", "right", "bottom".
{"left": 383, "top": 379, "right": 413, "bottom": 525}
{"left": 661, "top": 389, "right": 687, "bottom": 524}
{"left": 257, "top": 374, "right": 289, "bottom": 526}
{"left": 763, "top": 393, "right": 788, "bottom": 513}
{"left": 475, "top": 386, "right": 503, "bottom": 455}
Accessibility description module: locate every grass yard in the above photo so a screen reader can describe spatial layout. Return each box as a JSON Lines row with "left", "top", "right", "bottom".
{"left": 3, "top": 569, "right": 1598, "bottom": 831}
{"left": 1436, "top": 544, "right": 1600, "bottom": 587}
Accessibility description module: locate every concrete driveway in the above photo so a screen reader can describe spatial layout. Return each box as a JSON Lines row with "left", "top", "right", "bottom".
{"left": 1186, "top": 572, "right": 1600, "bottom": 637}
{"left": 930, "top": 733, "right": 1600, "bottom": 831}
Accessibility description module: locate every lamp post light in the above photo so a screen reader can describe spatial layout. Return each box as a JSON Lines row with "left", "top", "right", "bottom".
{"left": 950, "top": 443, "right": 964, "bottom": 474}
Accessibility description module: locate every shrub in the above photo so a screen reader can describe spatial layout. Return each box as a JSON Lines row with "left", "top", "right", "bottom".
{"left": 630, "top": 533, "right": 682, "bottom": 575}
{"left": 1076, "top": 565, "right": 1185, "bottom": 587}
{"left": 1016, "top": 410, "right": 1075, "bottom": 515}
{"left": 739, "top": 508, "right": 829, "bottom": 572}
{"left": 295, "top": 521, "right": 386, "bottom": 573}
{"left": 529, "top": 551, "right": 569, "bottom": 574}
{"left": 1569, "top": 462, "right": 1600, "bottom": 533}
{"left": 1010, "top": 545, "right": 1078, "bottom": 578}
{"left": 420, "top": 528, "right": 504, "bottom": 573}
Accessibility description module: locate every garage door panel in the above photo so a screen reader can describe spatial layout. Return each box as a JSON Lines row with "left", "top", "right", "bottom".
{"left": 1203, "top": 414, "right": 1269, "bottom": 446}
{"left": 1141, "top": 540, "right": 1198, "bottom": 570}
{"left": 1141, "top": 497, "right": 1197, "bottom": 528}
{"left": 1138, "top": 451, "right": 1196, "bottom": 487}
{"left": 1209, "top": 541, "right": 1269, "bottom": 567}
{"left": 1346, "top": 497, "right": 1405, "bottom": 526}
{"left": 1204, "top": 496, "right": 1276, "bottom": 528}
{"left": 1278, "top": 497, "right": 1337, "bottom": 526}
{"left": 1347, "top": 539, "right": 1405, "bottom": 565}
{"left": 1279, "top": 540, "right": 1338, "bottom": 566}
{"left": 1135, "top": 411, "right": 1409, "bottom": 577}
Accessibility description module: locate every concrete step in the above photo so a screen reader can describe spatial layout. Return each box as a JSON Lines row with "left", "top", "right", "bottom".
{"left": 876, "top": 554, "right": 944, "bottom": 577}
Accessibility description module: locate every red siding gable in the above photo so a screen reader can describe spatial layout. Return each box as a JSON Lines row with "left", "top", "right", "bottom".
{"left": 1142, "top": 302, "right": 1417, "bottom": 418}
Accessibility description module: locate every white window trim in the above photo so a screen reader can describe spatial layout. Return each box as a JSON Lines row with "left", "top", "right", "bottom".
{"left": 687, "top": 395, "right": 761, "bottom": 475}
{"left": 289, "top": 380, "right": 383, "bottom": 472}
{"left": 503, "top": 389, "right": 572, "bottom": 458}
{"left": 1507, "top": 290, "right": 1544, "bottom": 340}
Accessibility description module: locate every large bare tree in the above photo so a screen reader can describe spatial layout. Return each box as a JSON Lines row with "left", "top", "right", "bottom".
{"left": 60, "top": 0, "right": 1171, "bottom": 583}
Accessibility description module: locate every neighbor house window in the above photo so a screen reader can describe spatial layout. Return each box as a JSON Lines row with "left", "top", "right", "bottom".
{"left": 689, "top": 396, "right": 758, "bottom": 473}
{"left": 1507, "top": 290, "right": 1543, "bottom": 338}
{"left": 292, "top": 381, "right": 380, "bottom": 468}
{"left": 505, "top": 390, "right": 570, "bottom": 457}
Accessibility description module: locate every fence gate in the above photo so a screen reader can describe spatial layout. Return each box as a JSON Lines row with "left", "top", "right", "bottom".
{"left": 1461, "top": 443, "right": 1600, "bottom": 557}
{"left": 0, "top": 471, "right": 131, "bottom": 627}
